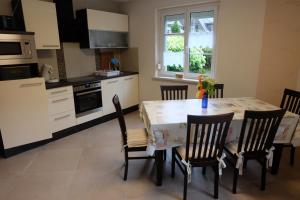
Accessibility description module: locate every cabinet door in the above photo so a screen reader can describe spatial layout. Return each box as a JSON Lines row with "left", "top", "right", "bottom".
{"left": 122, "top": 75, "right": 139, "bottom": 109}
{"left": 101, "top": 78, "right": 123, "bottom": 115}
{"left": 0, "top": 78, "right": 51, "bottom": 149}
{"left": 22, "top": 0, "right": 60, "bottom": 49}
{"left": 87, "top": 9, "right": 128, "bottom": 32}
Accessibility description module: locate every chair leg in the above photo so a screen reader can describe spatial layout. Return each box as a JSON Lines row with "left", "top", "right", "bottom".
{"left": 232, "top": 168, "right": 239, "bottom": 194}
{"left": 261, "top": 160, "right": 266, "bottom": 191}
{"left": 213, "top": 166, "right": 219, "bottom": 199}
{"left": 124, "top": 151, "right": 128, "bottom": 181}
{"left": 290, "top": 146, "right": 296, "bottom": 166}
{"left": 202, "top": 167, "right": 206, "bottom": 175}
{"left": 171, "top": 148, "right": 175, "bottom": 178}
{"left": 183, "top": 171, "right": 188, "bottom": 200}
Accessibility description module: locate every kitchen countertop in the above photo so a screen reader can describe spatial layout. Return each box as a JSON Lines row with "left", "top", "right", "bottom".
{"left": 45, "top": 71, "right": 138, "bottom": 89}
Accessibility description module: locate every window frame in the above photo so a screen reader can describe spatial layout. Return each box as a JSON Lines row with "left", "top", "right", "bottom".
{"left": 156, "top": 4, "right": 218, "bottom": 79}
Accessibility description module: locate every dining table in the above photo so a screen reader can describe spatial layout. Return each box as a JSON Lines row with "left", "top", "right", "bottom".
{"left": 140, "top": 97, "right": 299, "bottom": 186}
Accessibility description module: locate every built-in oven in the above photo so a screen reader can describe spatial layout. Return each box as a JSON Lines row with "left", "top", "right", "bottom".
{"left": 73, "top": 81, "right": 103, "bottom": 117}
{"left": 0, "top": 32, "right": 37, "bottom": 65}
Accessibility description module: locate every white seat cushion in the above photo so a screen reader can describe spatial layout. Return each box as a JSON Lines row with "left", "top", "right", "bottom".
{"left": 127, "top": 128, "right": 148, "bottom": 148}
{"left": 291, "top": 123, "right": 300, "bottom": 147}
{"left": 177, "top": 145, "right": 217, "bottom": 160}
{"left": 225, "top": 140, "right": 239, "bottom": 155}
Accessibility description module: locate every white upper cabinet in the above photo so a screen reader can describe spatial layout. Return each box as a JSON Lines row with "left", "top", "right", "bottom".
{"left": 21, "top": 0, "right": 60, "bottom": 49}
{"left": 87, "top": 9, "right": 128, "bottom": 32}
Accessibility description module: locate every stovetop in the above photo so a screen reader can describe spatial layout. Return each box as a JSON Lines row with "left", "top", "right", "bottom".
{"left": 66, "top": 76, "right": 100, "bottom": 84}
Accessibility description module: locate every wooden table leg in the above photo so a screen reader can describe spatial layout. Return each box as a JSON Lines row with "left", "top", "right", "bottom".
{"left": 271, "top": 144, "right": 283, "bottom": 175}
{"left": 155, "top": 150, "right": 164, "bottom": 186}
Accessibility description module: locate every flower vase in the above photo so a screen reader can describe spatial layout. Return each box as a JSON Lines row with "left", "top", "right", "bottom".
{"left": 202, "top": 93, "right": 208, "bottom": 108}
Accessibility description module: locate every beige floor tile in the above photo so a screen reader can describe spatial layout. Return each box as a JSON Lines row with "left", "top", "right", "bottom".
{"left": 26, "top": 149, "right": 82, "bottom": 172}
{"left": 5, "top": 171, "right": 74, "bottom": 200}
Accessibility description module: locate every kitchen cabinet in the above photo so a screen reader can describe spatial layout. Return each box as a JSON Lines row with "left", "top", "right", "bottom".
{"left": 19, "top": 0, "right": 60, "bottom": 49}
{"left": 121, "top": 75, "right": 139, "bottom": 109}
{"left": 0, "top": 78, "right": 51, "bottom": 149}
{"left": 102, "top": 77, "right": 123, "bottom": 116}
{"left": 87, "top": 9, "right": 128, "bottom": 32}
{"left": 47, "top": 86, "right": 76, "bottom": 133}
{"left": 76, "top": 9, "right": 128, "bottom": 48}
{"left": 102, "top": 75, "right": 139, "bottom": 115}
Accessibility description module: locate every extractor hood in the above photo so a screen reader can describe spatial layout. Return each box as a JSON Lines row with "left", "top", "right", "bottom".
{"left": 76, "top": 9, "right": 129, "bottom": 49}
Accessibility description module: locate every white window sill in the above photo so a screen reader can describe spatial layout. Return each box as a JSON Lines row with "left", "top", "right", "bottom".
{"left": 153, "top": 76, "right": 198, "bottom": 85}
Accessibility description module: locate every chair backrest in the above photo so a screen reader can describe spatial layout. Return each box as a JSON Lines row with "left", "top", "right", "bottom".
{"left": 237, "top": 109, "right": 286, "bottom": 154}
{"left": 112, "top": 95, "right": 127, "bottom": 146}
{"left": 185, "top": 113, "right": 234, "bottom": 163}
{"left": 160, "top": 85, "right": 188, "bottom": 100}
{"left": 208, "top": 83, "right": 224, "bottom": 98}
{"left": 280, "top": 88, "right": 300, "bottom": 115}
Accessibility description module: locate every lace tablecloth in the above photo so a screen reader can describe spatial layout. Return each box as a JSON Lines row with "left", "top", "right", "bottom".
{"left": 140, "top": 97, "right": 299, "bottom": 150}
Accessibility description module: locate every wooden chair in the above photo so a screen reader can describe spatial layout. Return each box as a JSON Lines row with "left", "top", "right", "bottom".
{"left": 280, "top": 88, "right": 300, "bottom": 166}
{"left": 160, "top": 85, "right": 188, "bottom": 100}
{"left": 208, "top": 83, "right": 224, "bottom": 98}
{"left": 171, "top": 113, "right": 234, "bottom": 199}
{"left": 112, "top": 95, "right": 155, "bottom": 181}
{"left": 224, "top": 109, "right": 285, "bottom": 193}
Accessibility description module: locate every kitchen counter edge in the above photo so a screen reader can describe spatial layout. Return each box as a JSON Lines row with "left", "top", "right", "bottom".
{"left": 45, "top": 71, "right": 139, "bottom": 89}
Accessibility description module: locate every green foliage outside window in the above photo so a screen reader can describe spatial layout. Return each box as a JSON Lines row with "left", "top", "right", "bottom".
{"left": 165, "top": 35, "right": 212, "bottom": 73}
{"left": 170, "top": 21, "right": 181, "bottom": 33}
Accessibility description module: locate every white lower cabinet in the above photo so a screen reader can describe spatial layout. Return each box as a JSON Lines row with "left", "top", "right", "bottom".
{"left": 49, "top": 110, "right": 76, "bottom": 133}
{"left": 102, "top": 77, "right": 123, "bottom": 116}
{"left": 47, "top": 86, "right": 76, "bottom": 133}
{"left": 121, "top": 75, "right": 139, "bottom": 109}
{"left": 0, "top": 78, "right": 51, "bottom": 149}
{"left": 102, "top": 75, "right": 139, "bottom": 115}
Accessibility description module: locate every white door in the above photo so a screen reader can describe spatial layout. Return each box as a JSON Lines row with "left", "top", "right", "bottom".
{"left": 22, "top": 0, "right": 60, "bottom": 49}
{"left": 101, "top": 78, "right": 123, "bottom": 115}
{"left": 0, "top": 78, "right": 51, "bottom": 149}
{"left": 121, "top": 75, "right": 139, "bottom": 109}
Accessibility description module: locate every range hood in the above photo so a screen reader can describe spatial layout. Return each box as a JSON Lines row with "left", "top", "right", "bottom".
{"left": 54, "top": 0, "right": 78, "bottom": 42}
{"left": 76, "top": 9, "right": 129, "bottom": 49}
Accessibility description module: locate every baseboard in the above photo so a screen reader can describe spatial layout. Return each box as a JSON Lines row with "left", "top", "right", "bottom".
{"left": 0, "top": 138, "right": 51, "bottom": 158}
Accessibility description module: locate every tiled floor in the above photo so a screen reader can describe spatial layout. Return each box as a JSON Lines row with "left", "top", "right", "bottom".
{"left": 0, "top": 111, "right": 300, "bottom": 200}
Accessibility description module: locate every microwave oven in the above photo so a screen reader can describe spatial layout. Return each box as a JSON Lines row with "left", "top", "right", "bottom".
{"left": 0, "top": 32, "right": 38, "bottom": 65}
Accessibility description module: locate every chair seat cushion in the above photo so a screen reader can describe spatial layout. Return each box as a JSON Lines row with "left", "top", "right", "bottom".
{"left": 127, "top": 128, "right": 148, "bottom": 148}
{"left": 291, "top": 123, "right": 300, "bottom": 147}
{"left": 225, "top": 140, "right": 239, "bottom": 155}
{"left": 177, "top": 144, "right": 217, "bottom": 160}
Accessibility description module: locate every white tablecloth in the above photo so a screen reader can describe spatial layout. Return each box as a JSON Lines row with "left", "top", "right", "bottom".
{"left": 140, "top": 97, "right": 299, "bottom": 150}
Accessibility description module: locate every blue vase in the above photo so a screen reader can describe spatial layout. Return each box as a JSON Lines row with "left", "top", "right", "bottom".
{"left": 202, "top": 93, "right": 208, "bottom": 108}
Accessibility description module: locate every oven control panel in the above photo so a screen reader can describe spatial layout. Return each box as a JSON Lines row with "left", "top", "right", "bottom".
{"left": 73, "top": 82, "right": 101, "bottom": 92}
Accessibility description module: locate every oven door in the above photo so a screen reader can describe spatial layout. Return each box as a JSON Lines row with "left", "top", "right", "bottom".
{"left": 74, "top": 88, "right": 103, "bottom": 115}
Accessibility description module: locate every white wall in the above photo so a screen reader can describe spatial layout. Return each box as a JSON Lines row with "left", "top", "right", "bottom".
{"left": 63, "top": 43, "right": 96, "bottom": 78}
{"left": 121, "top": 0, "right": 266, "bottom": 101}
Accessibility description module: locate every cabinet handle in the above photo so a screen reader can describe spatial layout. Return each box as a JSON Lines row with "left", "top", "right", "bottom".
{"left": 42, "top": 44, "right": 60, "bottom": 48}
{"left": 52, "top": 97, "right": 69, "bottom": 104}
{"left": 20, "top": 82, "right": 42, "bottom": 88}
{"left": 108, "top": 80, "right": 118, "bottom": 84}
{"left": 54, "top": 114, "right": 71, "bottom": 121}
{"left": 124, "top": 77, "right": 134, "bottom": 80}
{"left": 51, "top": 89, "right": 68, "bottom": 95}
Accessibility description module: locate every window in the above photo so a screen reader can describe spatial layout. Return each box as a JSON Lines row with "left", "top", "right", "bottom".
{"left": 157, "top": 4, "right": 217, "bottom": 79}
